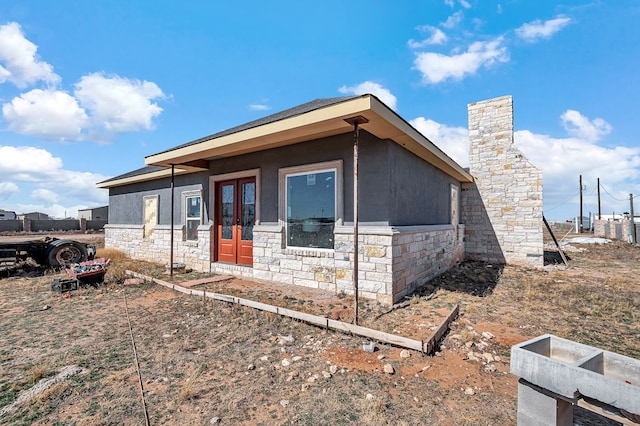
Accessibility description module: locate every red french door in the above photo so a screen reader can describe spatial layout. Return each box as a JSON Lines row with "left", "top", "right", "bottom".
{"left": 215, "top": 177, "right": 255, "bottom": 265}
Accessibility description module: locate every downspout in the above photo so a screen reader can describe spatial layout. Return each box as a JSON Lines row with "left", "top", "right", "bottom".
{"left": 170, "top": 164, "right": 175, "bottom": 277}
{"left": 344, "top": 116, "right": 369, "bottom": 325}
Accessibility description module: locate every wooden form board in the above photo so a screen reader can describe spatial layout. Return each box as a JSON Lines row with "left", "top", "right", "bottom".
{"left": 126, "top": 270, "right": 457, "bottom": 354}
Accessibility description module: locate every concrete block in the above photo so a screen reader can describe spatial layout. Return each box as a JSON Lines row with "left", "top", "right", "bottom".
{"left": 511, "top": 334, "right": 640, "bottom": 417}
{"left": 517, "top": 380, "right": 572, "bottom": 426}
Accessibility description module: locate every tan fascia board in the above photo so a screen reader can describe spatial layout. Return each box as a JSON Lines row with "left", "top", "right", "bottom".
{"left": 96, "top": 166, "right": 203, "bottom": 189}
{"left": 145, "top": 96, "right": 375, "bottom": 167}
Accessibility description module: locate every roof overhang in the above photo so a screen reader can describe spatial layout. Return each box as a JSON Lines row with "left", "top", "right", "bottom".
{"left": 96, "top": 162, "right": 208, "bottom": 189}
{"left": 146, "top": 95, "right": 472, "bottom": 182}
{"left": 111, "top": 94, "right": 472, "bottom": 187}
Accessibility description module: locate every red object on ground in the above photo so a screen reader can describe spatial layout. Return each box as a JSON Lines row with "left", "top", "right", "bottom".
{"left": 66, "top": 258, "right": 110, "bottom": 285}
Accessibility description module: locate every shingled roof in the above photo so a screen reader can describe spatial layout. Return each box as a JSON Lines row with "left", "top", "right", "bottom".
{"left": 151, "top": 96, "right": 359, "bottom": 157}
{"left": 98, "top": 94, "right": 473, "bottom": 188}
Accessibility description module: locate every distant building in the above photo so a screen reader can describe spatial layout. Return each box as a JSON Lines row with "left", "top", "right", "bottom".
{"left": 18, "top": 212, "right": 51, "bottom": 220}
{"left": 78, "top": 206, "right": 109, "bottom": 221}
{"left": 0, "top": 209, "right": 16, "bottom": 220}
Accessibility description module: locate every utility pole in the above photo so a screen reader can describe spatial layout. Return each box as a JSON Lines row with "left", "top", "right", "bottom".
{"left": 597, "top": 178, "right": 601, "bottom": 220}
{"left": 630, "top": 193, "right": 637, "bottom": 245}
{"left": 579, "top": 175, "right": 584, "bottom": 233}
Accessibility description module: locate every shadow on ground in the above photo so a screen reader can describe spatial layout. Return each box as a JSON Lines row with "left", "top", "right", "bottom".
{"left": 544, "top": 250, "right": 571, "bottom": 266}
{"left": 416, "top": 260, "right": 504, "bottom": 298}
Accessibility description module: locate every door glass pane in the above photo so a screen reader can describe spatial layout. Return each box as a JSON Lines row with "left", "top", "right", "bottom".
{"left": 286, "top": 170, "right": 335, "bottom": 248}
{"left": 241, "top": 182, "right": 255, "bottom": 241}
{"left": 221, "top": 184, "right": 234, "bottom": 240}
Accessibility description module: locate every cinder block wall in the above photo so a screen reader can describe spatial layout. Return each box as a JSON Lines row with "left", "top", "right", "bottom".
{"left": 462, "top": 95, "right": 543, "bottom": 266}
{"left": 593, "top": 219, "right": 638, "bottom": 242}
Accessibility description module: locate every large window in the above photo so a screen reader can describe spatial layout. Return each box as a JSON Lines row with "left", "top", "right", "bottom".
{"left": 183, "top": 191, "right": 202, "bottom": 241}
{"left": 279, "top": 161, "right": 343, "bottom": 249}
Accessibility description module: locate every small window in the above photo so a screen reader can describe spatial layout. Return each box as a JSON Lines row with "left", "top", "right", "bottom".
{"left": 279, "top": 160, "right": 342, "bottom": 250}
{"left": 183, "top": 191, "right": 202, "bottom": 241}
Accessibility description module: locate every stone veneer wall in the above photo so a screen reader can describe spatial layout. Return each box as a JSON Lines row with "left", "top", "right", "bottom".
{"left": 252, "top": 223, "right": 464, "bottom": 304}
{"left": 462, "top": 95, "right": 543, "bottom": 267}
{"left": 104, "top": 223, "right": 212, "bottom": 272}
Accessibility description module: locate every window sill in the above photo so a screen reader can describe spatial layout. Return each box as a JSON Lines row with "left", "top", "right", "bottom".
{"left": 284, "top": 247, "right": 334, "bottom": 258}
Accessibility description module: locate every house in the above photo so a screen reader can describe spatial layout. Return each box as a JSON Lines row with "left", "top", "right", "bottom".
{"left": 78, "top": 205, "right": 109, "bottom": 221}
{"left": 98, "top": 94, "right": 543, "bottom": 304}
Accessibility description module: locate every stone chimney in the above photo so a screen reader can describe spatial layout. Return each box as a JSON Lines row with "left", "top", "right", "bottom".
{"left": 462, "top": 95, "right": 543, "bottom": 266}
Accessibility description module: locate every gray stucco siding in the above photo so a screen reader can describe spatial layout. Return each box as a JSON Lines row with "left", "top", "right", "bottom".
{"left": 108, "top": 172, "right": 209, "bottom": 225}
{"left": 108, "top": 131, "right": 458, "bottom": 228}
{"left": 387, "top": 142, "right": 458, "bottom": 226}
{"left": 208, "top": 131, "right": 391, "bottom": 224}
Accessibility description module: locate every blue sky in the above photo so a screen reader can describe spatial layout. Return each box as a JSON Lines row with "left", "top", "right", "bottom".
{"left": 0, "top": 1, "right": 638, "bottom": 221}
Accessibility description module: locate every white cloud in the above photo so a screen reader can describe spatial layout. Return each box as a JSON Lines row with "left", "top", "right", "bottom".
{"left": 413, "top": 37, "right": 509, "bottom": 84}
{"left": 0, "top": 145, "right": 108, "bottom": 214}
{"left": 408, "top": 26, "right": 448, "bottom": 48}
{"left": 0, "top": 146, "right": 63, "bottom": 180}
{"left": 560, "top": 110, "right": 612, "bottom": 143}
{"left": 410, "top": 117, "right": 469, "bottom": 166}
{"left": 338, "top": 81, "right": 398, "bottom": 110}
{"left": 2, "top": 89, "right": 89, "bottom": 141}
{"left": 408, "top": 109, "right": 639, "bottom": 218}
{"left": 513, "top": 110, "right": 636, "bottom": 217}
{"left": 249, "top": 104, "right": 270, "bottom": 111}
{"left": 75, "top": 72, "right": 164, "bottom": 134}
{"left": 31, "top": 188, "right": 58, "bottom": 206}
{"left": 442, "top": 11, "right": 464, "bottom": 29}
{"left": 0, "top": 181, "right": 19, "bottom": 200}
{"left": 515, "top": 16, "right": 571, "bottom": 43}
{"left": 0, "top": 22, "right": 60, "bottom": 88}
{"left": 515, "top": 129, "right": 640, "bottom": 216}
{"left": 444, "top": 1, "right": 470, "bottom": 9}
{"left": 0, "top": 24, "right": 166, "bottom": 142}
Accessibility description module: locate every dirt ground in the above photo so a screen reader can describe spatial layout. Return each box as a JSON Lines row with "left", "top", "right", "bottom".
{"left": 0, "top": 231, "right": 638, "bottom": 425}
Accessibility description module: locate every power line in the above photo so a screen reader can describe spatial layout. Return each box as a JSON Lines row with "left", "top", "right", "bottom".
{"left": 599, "top": 183, "right": 628, "bottom": 202}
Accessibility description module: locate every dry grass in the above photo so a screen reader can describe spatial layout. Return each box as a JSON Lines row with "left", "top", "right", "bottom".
{"left": 27, "top": 362, "right": 53, "bottom": 385}
{"left": 0, "top": 239, "right": 638, "bottom": 425}
{"left": 177, "top": 367, "right": 202, "bottom": 402}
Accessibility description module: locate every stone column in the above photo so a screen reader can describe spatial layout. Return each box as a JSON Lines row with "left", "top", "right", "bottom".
{"left": 463, "top": 95, "right": 543, "bottom": 267}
